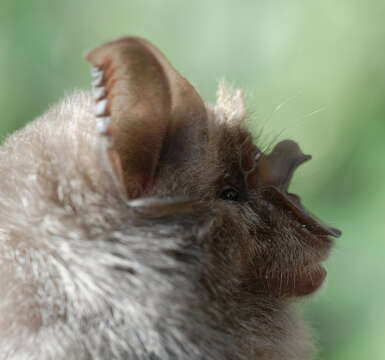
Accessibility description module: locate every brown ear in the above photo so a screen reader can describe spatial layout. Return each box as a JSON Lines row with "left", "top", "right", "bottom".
{"left": 256, "top": 140, "right": 341, "bottom": 237}
{"left": 85, "top": 37, "right": 208, "bottom": 198}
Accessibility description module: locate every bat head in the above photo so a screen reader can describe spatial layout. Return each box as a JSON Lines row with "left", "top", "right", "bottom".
{"left": 85, "top": 37, "right": 341, "bottom": 298}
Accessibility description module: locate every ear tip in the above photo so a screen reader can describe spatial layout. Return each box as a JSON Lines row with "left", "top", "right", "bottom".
{"left": 84, "top": 36, "right": 155, "bottom": 63}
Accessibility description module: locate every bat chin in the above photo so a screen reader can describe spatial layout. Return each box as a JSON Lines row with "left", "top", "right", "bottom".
{"left": 268, "top": 263, "right": 328, "bottom": 298}
{"left": 290, "top": 264, "right": 328, "bottom": 297}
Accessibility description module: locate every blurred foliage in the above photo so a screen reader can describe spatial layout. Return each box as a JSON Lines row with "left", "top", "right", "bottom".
{"left": 1, "top": 1, "right": 384, "bottom": 358}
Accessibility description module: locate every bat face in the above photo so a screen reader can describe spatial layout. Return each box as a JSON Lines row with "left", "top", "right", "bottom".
{"left": 0, "top": 37, "right": 340, "bottom": 360}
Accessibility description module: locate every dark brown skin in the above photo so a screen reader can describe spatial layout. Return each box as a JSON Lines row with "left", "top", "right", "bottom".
{"left": 0, "top": 37, "right": 341, "bottom": 360}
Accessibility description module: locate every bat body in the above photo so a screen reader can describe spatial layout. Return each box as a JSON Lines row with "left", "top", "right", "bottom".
{"left": 0, "top": 37, "right": 340, "bottom": 359}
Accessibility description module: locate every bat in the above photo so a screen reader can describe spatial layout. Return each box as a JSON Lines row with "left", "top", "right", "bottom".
{"left": 0, "top": 37, "right": 341, "bottom": 360}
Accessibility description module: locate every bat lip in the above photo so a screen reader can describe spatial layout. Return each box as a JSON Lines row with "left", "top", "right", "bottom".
{"left": 268, "top": 263, "right": 328, "bottom": 297}
{"left": 291, "top": 234, "right": 334, "bottom": 296}
{"left": 292, "top": 263, "right": 328, "bottom": 297}
{"left": 266, "top": 239, "right": 333, "bottom": 298}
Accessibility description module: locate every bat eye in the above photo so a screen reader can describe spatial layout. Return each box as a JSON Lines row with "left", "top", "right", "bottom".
{"left": 220, "top": 186, "right": 240, "bottom": 201}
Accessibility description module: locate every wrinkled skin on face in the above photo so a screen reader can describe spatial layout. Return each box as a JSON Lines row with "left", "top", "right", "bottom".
{"left": 0, "top": 37, "right": 340, "bottom": 360}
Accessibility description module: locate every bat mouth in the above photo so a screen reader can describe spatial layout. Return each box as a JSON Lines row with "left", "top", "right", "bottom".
{"left": 265, "top": 236, "right": 334, "bottom": 298}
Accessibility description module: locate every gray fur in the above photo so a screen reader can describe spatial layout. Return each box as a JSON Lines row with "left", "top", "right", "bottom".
{"left": 0, "top": 70, "right": 325, "bottom": 358}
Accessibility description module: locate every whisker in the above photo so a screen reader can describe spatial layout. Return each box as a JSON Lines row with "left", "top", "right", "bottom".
{"left": 259, "top": 92, "right": 303, "bottom": 139}
{"left": 261, "top": 128, "right": 286, "bottom": 153}
{"left": 302, "top": 106, "right": 326, "bottom": 119}
{"left": 288, "top": 106, "right": 327, "bottom": 131}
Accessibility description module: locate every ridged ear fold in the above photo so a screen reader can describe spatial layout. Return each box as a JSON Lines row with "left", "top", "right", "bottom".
{"left": 85, "top": 37, "right": 208, "bottom": 198}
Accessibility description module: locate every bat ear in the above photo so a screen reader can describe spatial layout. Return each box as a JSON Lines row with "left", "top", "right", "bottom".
{"left": 85, "top": 37, "right": 208, "bottom": 199}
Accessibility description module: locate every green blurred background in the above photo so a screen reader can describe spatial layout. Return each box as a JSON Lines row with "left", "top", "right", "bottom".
{"left": 1, "top": 1, "right": 384, "bottom": 358}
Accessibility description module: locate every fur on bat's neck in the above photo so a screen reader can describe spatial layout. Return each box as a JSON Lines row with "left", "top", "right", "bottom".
{"left": 0, "top": 86, "right": 314, "bottom": 360}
